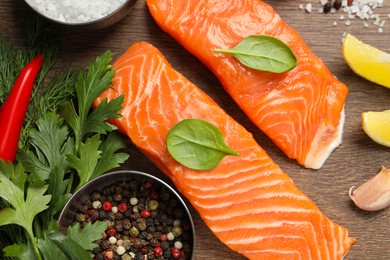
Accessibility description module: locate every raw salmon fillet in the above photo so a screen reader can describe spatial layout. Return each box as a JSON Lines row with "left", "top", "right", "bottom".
{"left": 95, "top": 42, "right": 354, "bottom": 259}
{"left": 146, "top": 0, "right": 348, "bottom": 169}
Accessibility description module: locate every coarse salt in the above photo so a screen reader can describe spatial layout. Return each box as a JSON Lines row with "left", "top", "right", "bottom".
{"left": 26, "top": 0, "right": 126, "bottom": 23}
{"left": 300, "top": 0, "right": 388, "bottom": 32}
{"left": 306, "top": 3, "right": 313, "bottom": 13}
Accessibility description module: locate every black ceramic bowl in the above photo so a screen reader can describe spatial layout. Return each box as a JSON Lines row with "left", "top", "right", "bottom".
{"left": 58, "top": 170, "right": 195, "bottom": 259}
{"left": 24, "top": 0, "right": 137, "bottom": 31}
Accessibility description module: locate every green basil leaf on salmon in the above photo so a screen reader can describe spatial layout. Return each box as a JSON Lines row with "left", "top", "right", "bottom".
{"left": 214, "top": 35, "right": 297, "bottom": 73}
{"left": 166, "top": 119, "right": 239, "bottom": 170}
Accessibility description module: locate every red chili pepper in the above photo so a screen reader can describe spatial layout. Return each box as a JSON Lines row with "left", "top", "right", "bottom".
{"left": 0, "top": 54, "right": 44, "bottom": 163}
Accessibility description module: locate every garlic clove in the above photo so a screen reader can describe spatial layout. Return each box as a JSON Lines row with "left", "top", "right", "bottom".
{"left": 349, "top": 166, "right": 390, "bottom": 211}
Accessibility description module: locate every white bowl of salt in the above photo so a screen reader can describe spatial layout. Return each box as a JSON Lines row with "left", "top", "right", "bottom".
{"left": 24, "top": 0, "right": 137, "bottom": 30}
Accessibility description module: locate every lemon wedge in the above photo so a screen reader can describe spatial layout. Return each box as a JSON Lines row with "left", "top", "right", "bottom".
{"left": 362, "top": 110, "right": 390, "bottom": 147}
{"left": 342, "top": 33, "right": 390, "bottom": 88}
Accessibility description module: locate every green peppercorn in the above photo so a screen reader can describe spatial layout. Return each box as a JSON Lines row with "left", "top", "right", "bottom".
{"left": 172, "top": 226, "right": 183, "bottom": 237}
{"left": 148, "top": 199, "right": 159, "bottom": 211}
{"left": 129, "top": 226, "right": 139, "bottom": 237}
{"left": 121, "top": 253, "right": 132, "bottom": 260}
{"left": 75, "top": 213, "right": 87, "bottom": 222}
{"left": 123, "top": 239, "right": 132, "bottom": 250}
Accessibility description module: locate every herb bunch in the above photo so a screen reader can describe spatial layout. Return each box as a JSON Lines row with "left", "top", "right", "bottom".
{"left": 0, "top": 16, "right": 129, "bottom": 259}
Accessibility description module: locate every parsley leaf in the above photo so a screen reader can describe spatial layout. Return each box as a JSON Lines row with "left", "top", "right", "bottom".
{"left": 0, "top": 174, "right": 51, "bottom": 234}
{"left": 67, "top": 221, "right": 107, "bottom": 251}
{"left": 92, "top": 132, "right": 129, "bottom": 179}
{"left": 0, "top": 173, "right": 51, "bottom": 258}
{"left": 46, "top": 229, "right": 91, "bottom": 260}
{"left": 3, "top": 242, "right": 36, "bottom": 260}
{"left": 18, "top": 113, "right": 74, "bottom": 182}
{"left": 67, "top": 134, "right": 102, "bottom": 189}
{"left": 62, "top": 50, "right": 122, "bottom": 150}
{"left": 37, "top": 237, "right": 68, "bottom": 260}
{"left": 85, "top": 96, "right": 123, "bottom": 134}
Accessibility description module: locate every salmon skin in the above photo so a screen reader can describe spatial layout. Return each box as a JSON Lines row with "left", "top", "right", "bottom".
{"left": 95, "top": 42, "right": 354, "bottom": 259}
{"left": 146, "top": 0, "right": 348, "bottom": 169}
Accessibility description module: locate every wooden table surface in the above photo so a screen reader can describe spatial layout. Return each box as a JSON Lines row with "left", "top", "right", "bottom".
{"left": 2, "top": 0, "right": 390, "bottom": 259}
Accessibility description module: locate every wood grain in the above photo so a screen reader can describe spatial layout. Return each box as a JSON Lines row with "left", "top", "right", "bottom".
{"left": 2, "top": 0, "right": 390, "bottom": 259}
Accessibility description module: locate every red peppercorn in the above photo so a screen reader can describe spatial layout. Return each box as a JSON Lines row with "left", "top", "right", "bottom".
{"left": 141, "top": 209, "right": 151, "bottom": 218}
{"left": 103, "top": 201, "right": 113, "bottom": 211}
{"left": 150, "top": 191, "right": 159, "bottom": 200}
{"left": 140, "top": 246, "right": 148, "bottom": 254}
{"left": 103, "top": 249, "right": 113, "bottom": 260}
{"left": 347, "top": 0, "right": 353, "bottom": 6}
{"left": 86, "top": 209, "right": 95, "bottom": 216}
{"left": 154, "top": 246, "right": 163, "bottom": 257}
{"left": 106, "top": 227, "right": 117, "bottom": 237}
{"left": 171, "top": 248, "right": 181, "bottom": 259}
{"left": 117, "top": 203, "right": 128, "bottom": 213}
{"left": 143, "top": 181, "right": 153, "bottom": 190}
{"left": 160, "top": 234, "right": 167, "bottom": 241}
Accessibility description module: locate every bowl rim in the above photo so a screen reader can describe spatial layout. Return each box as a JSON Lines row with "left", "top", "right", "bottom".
{"left": 24, "top": 0, "right": 137, "bottom": 26}
{"left": 58, "top": 169, "right": 196, "bottom": 256}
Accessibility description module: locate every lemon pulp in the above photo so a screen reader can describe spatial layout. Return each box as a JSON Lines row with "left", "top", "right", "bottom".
{"left": 342, "top": 33, "right": 390, "bottom": 88}
{"left": 362, "top": 110, "right": 390, "bottom": 147}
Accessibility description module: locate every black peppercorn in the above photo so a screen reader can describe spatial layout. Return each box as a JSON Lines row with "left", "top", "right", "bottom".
{"left": 150, "top": 238, "right": 159, "bottom": 247}
{"left": 95, "top": 253, "right": 105, "bottom": 260}
{"left": 137, "top": 218, "right": 147, "bottom": 231}
{"left": 323, "top": 2, "right": 332, "bottom": 13}
{"left": 90, "top": 191, "right": 101, "bottom": 201}
{"left": 161, "top": 241, "right": 170, "bottom": 251}
{"left": 333, "top": 0, "right": 342, "bottom": 10}
{"left": 147, "top": 225, "right": 156, "bottom": 233}
{"left": 113, "top": 193, "right": 122, "bottom": 202}
{"left": 133, "top": 238, "right": 144, "bottom": 249}
{"left": 100, "top": 240, "right": 110, "bottom": 250}
{"left": 122, "top": 219, "right": 132, "bottom": 230}
{"left": 92, "top": 246, "right": 102, "bottom": 254}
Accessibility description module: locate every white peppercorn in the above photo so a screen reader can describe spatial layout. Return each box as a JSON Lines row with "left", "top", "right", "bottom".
{"left": 116, "top": 245, "right": 126, "bottom": 256}
{"left": 92, "top": 200, "right": 102, "bottom": 209}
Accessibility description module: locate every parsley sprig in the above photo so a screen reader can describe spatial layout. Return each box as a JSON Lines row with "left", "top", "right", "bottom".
{"left": 0, "top": 16, "right": 129, "bottom": 259}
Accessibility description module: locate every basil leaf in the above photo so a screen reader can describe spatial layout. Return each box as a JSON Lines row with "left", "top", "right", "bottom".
{"left": 214, "top": 35, "right": 297, "bottom": 73}
{"left": 166, "top": 119, "right": 239, "bottom": 170}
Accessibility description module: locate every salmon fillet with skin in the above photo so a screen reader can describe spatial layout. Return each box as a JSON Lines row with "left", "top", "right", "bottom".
{"left": 146, "top": 0, "right": 348, "bottom": 169}
{"left": 95, "top": 42, "right": 354, "bottom": 259}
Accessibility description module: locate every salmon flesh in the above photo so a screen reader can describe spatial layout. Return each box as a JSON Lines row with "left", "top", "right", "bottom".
{"left": 95, "top": 42, "right": 354, "bottom": 259}
{"left": 146, "top": 0, "right": 349, "bottom": 169}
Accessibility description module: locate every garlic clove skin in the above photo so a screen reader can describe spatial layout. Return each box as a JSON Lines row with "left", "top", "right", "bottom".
{"left": 349, "top": 166, "right": 390, "bottom": 211}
